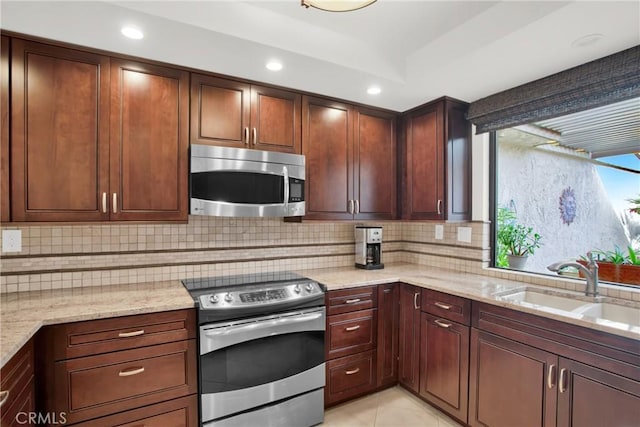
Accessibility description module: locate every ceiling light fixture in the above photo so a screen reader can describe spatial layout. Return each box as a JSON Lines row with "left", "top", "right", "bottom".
{"left": 301, "top": 0, "right": 376, "bottom": 12}
{"left": 121, "top": 26, "right": 144, "bottom": 40}
{"left": 266, "top": 61, "right": 283, "bottom": 71}
{"left": 367, "top": 86, "right": 381, "bottom": 95}
{"left": 570, "top": 33, "right": 604, "bottom": 48}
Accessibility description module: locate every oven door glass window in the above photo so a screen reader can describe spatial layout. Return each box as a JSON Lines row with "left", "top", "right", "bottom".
{"left": 201, "top": 331, "right": 323, "bottom": 393}
{"left": 192, "top": 171, "right": 284, "bottom": 204}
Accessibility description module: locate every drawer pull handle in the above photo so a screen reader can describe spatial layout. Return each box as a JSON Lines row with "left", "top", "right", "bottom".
{"left": 118, "top": 329, "right": 145, "bottom": 338}
{"left": 559, "top": 368, "right": 568, "bottom": 393}
{"left": 0, "top": 390, "right": 9, "bottom": 407}
{"left": 345, "top": 325, "right": 361, "bottom": 332}
{"left": 434, "top": 319, "right": 452, "bottom": 328}
{"left": 413, "top": 293, "right": 420, "bottom": 310}
{"left": 345, "top": 368, "right": 360, "bottom": 375}
{"left": 547, "top": 364, "right": 556, "bottom": 389}
{"left": 434, "top": 302, "right": 452, "bottom": 310}
{"left": 345, "top": 298, "right": 361, "bottom": 304}
{"left": 119, "top": 367, "right": 145, "bottom": 377}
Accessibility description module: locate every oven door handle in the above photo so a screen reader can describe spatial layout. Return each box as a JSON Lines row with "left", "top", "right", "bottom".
{"left": 200, "top": 309, "right": 325, "bottom": 355}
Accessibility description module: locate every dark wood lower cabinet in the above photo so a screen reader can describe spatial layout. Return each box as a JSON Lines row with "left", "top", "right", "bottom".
{"left": 72, "top": 395, "right": 198, "bottom": 427}
{"left": 557, "top": 357, "right": 640, "bottom": 427}
{"left": 326, "top": 350, "right": 376, "bottom": 405}
{"left": 398, "top": 284, "right": 421, "bottom": 393}
{"left": 419, "top": 313, "right": 469, "bottom": 424}
{"left": 0, "top": 340, "right": 35, "bottom": 427}
{"left": 377, "top": 283, "right": 399, "bottom": 388}
{"left": 469, "top": 329, "right": 556, "bottom": 427}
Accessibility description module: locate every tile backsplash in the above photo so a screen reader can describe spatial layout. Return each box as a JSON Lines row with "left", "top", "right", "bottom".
{"left": 0, "top": 218, "right": 486, "bottom": 293}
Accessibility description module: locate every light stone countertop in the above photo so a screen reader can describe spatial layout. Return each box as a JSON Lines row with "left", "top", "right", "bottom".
{"left": 0, "top": 281, "right": 194, "bottom": 367}
{"left": 298, "top": 263, "right": 640, "bottom": 342}
{"left": 1, "top": 263, "right": 639, "bottom": 368}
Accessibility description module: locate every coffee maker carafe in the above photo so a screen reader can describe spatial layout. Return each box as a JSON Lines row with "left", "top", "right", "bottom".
{"left": 355, "top": 226, "right": 384, "bottom": 270}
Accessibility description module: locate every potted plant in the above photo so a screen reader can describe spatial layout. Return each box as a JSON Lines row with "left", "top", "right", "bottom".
{"left": 579, "top": 245, "right": 640, "bottom": 285}
{"left": 496, "top": 207, "right": 543, "bottom": 270}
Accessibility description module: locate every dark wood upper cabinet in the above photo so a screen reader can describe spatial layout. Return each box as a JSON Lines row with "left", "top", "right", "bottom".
{"left": 110, "top": 59, "right": 189, "bottom": 221}
{"left": 191, "top": 74, "right": 301, "bottom": 154}
{"left": 9, "top": 39, "right": 188, "bottom": 222}
{"left": 302, "top": 96, "right": 354, "bottom": 220}
{"left": 401, "top": 97, "right": 470, "bottom": 220}
{"left": 302, "top": 96, "right": 396, "bottom": 220}
{"left": 250, "top": 85, "right": 301, "bottom": 153}
{"left": 354, "top": 108, "right": 397, "bottom": 220}
{"left": 10, "top": 39, "right": 111, "bottom": 222}
{"left": 1, "top": 36, "right": 9, "bottom": 222}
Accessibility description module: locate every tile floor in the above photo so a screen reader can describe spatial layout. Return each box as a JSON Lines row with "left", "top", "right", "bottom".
{"left": 321, "top": 386, "right": 464, "bottom": 427}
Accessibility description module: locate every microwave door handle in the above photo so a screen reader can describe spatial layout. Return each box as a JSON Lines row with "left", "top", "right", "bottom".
{"left": 283, "top": 166, "right": 289, "bottom": 208}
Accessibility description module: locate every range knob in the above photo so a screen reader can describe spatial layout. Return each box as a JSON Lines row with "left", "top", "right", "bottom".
{"left": 209, "top": 295, "right": 219, "bottom": 304}
{"left": 224, "top": 292, "right": 233, "bottom": 303}
{"left": 305, "top": 283, "right": 315, "bottom": 292}
{"left": 294, "top": 284, "right": 301, "bottom": 294}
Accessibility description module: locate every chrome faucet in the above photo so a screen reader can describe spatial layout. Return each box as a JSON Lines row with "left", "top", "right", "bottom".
{"left": 547, "top": 252, "right": 599, "bottom": 297}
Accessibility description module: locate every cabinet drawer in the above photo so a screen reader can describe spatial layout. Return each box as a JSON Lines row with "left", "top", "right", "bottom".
{"left": 327, "top": 286, "right": 377, "bottom": 315}
{"left": 73, "top": 394, "right": 198, "bottom": 427}
{"left": 52, "top": 340, "right": 197, "bottom": 425}
{"left": 0, "top": 339, "right": 34, "bottom": 427}
{"left": 47, "top": 309, "right": 196, "bottom": 360}
{"left": 422, "top": 289, "right": 470, "bottom": 325}
{"left": 326, "top": 350, "right": 376, "bottom": 406}
{"left": 327, "top": 309, "right": 377, "bottom": 359}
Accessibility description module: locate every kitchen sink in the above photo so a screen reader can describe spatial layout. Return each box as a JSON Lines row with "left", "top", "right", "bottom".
{"left": 497, "top": 287, "right": 640, "bottom": 327}
{"left": 576, "top": 303, "right": 640, "bottom": 326}
{"left": 497, "top": 289, "right": 587, "bottom": 312}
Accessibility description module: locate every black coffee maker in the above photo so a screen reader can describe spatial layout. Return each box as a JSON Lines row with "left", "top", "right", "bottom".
{"left": 354, "top": 226, "right": 384, "bottom": 270}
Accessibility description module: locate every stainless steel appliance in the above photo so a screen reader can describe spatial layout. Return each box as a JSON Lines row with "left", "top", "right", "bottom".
{"left": 181, "top": 272, "right": 326, "bottom": 427}
{"left": 190, "top": 145, "right": 305, "bottom": 217}
{"left": 355, "top": 225, "right": 384, "bottom": 270}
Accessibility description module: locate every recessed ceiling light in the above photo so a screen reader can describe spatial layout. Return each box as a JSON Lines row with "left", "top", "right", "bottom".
{"left": 367, "top": 86, "right": 381, "bottom": 95}
{"left": 266, "top": 61, "right": 283, "bottom": 71}
{"left": 121, "top": 27, "right": 144, "bottom": 40}
{"left": 571, "top": 33, "right": 604, "bottom": 48}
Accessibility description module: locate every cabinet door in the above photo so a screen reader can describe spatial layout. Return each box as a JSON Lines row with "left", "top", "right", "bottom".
{"left": 557, "top": 357, "right": 640, "bottom": 427}
{"left": 377, "top": 283, "right": 399, "bottom": 388}
{"left": 190, "top": 74, "right": 250, "bottom": 148}
{"left": 110, "top": 59, "right": 189, "bottom": 221}
{"left": 419, "top": 313, "right": 469, "bottom": 423}
{"left": 403, "top": 103, "right": 444, "bottom": 220}
{"left": 1, "top": 36, "right": 9, "bottom": 222}
{"left": 250, "top": 85, "right": 301, "bottom": 154}
{"left": 469, "top": 329, "right": 557, "bottom": 427}
{"left": 11, "top": 39, "right": 110, "bottom": 221}
{"left": 398, "top": 284, "right": 421, "bottom": 393}
{"left": 354, "top": 108, "right": 396, "bottom": 220}
{"left": 302, "top": 96, "right": 354, "bottom": 220}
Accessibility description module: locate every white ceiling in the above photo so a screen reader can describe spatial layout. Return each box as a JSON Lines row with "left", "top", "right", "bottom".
{"left": 1, "top": 1, "right": 639, "bottom": 112}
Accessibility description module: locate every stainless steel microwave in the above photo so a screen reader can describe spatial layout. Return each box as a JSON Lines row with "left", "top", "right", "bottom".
{"left": 190, "top": 145, "right": 305, "bottom": 217}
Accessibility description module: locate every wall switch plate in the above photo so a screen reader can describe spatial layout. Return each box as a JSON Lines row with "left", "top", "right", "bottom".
{"left": 435, "top": 224, "right": 444, "bottom": 240}
{"left": 2, "top": 229, "right": 22, "bottom": 252}
{"left": 457, "top": 227, "right": 472, "bottom": 243}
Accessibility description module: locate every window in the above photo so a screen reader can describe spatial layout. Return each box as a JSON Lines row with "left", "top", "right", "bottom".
{"left": 491, "top": 100, "right": 640, "bottom": 287}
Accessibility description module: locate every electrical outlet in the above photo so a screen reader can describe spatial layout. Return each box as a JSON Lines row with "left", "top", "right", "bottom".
{"left": 2, "top": 229, "right": 22, "bottom": 252}
{"left": 435, "top": 224, "right": 444, "bottom": 240}
{"left": 457, "top": 227, "right": 472, "bottom": 243}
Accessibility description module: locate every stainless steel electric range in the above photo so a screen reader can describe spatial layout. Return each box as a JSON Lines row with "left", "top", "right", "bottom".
{"left": 181, "top": 272, "right": 326, "bottom": 427}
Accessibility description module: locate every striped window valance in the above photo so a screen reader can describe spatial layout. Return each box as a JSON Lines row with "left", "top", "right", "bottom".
{"left": 467, "top": 45, "right": 640, "bottom": 134}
